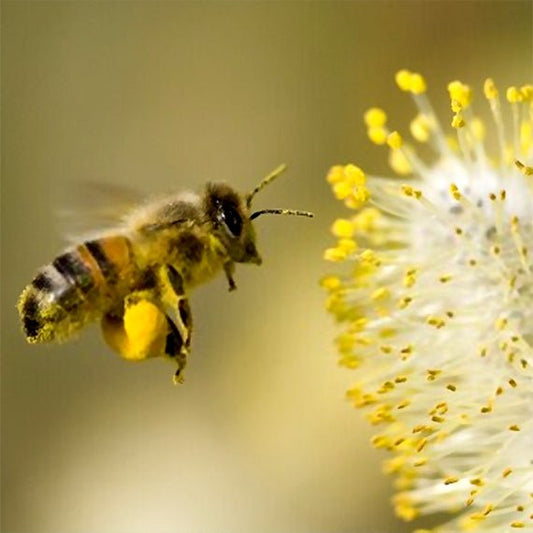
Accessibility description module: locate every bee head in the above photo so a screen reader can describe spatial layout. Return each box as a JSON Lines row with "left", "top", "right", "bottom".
{"left": 204, "top": 165, "right": 313, "bottom": 265}
{"left": 204, "top": 182, "right": 262, "bottom": 265}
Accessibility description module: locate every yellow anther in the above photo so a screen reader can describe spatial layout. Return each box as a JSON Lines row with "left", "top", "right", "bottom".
{"left": 371, "top": 287, "right": 390, "bottom": 301}
{"left": 389, "top": 149, "right": 412, "bottom": 175}
{"left": 344, "top": 163, "right": 366, "bottom": 185}
{"left": 337, "top": 238, "right": 357, "bottom": 255}
{"left": 364, "top": 107, "right": 387, "bottom": 127}
{"left": 395, "top": 69, "right": 413, "bottom": 92}
{"left": 353, "top": 208, "right": 380, "bottom": 231}
{"left": 510, "top": 521, "right": 525, "bottom": 528}
{"left": 427, "top": 316, "right": 445, "bottom": 329}
{"left": 360, "top": 249, "right": 378, "bottom": 264}
{"left": 395, "top": 69, "right": 426, "bottom": 94}
{"left": 447, "top": 80, "right": 473, "bottom": 108}
{"left": 495, "top": 317, "right": 508, "bottom": 330}
{"left": 450, "top": 99, "right": 463, "bottom": 113}
{"left": 446, "top": 384, "right": 457, "bottom": 392}
{"left": 324, "top": 247, "right": 346, "bottom": 262}
{"left": 469, "top": 478, "right": 484, "bottom": 486}
{"left": 515, "top": 160, "right": 533, "bottom": 176}
{"left": 520, "top": 120, "right": 532, "bottom": 153}
{"left": 410, "top": 73, "right": 427, "bottom": 94}
{"left": 416, "top": 437, "right": 427, "bottom": 452}
{"left": 351, "top": 185, "right": 371, "bottom": 205}
{"left": 470, "top": 117, "right": 486, "bottom": 141}
{"left": 451, "top": 114, "right": 465, "bottom": 129}
{"left": 482, "top": 504, "right": 494, "bottom": 516}
{"left": 397, "top": 297, "right": 412, "bottom": 309}
{"left": 367, "top": 126, "right": 388, "bottom": 145}
{"left": 400, "top": 344, "right": 413, "bottom": 355}
{"left": 449, "top": 183, "right": 462, "bottom": 200}
{"left": 332, "top": 180, "right": 352, "bottom": 200}
{"left": 444, "top": 476, "right": 459, "bottom": 485}
{"left": 410, "top": 114, "right": 431, "bottom": 142}
{"left": 484, "top": 78, "right": 499, "bottom": 100}
{"left": 326, "top": 165, "right": 344, "bottom": 185}
{"left": 319, "top": 275, "right": 341, "bottom": 291}
{"left": 403, "top": 269, "right": 417, "bottom": 288}
{"left": 520, "top": 84, "right": 533, "bottom": 101}
{"left": 502, "top": 468, "right": 513, "bottom": 478}
{"left": 331, "top": 218, "right": 355, "bottom": 238}
{"left": 509, "top": 424, "right": 521, "bottom": 431}
{"left": 387, "top": 131, "right": 403, "bottom": 149}
{"left": 336, "top": 332, "right": 356, "bottom": 351}
{"left": 506, "top": 86, "right": 522, "bottom": 103}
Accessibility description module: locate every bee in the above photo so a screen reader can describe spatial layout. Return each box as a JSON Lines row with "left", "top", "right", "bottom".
{"left": 18, "top": 165, "right": 313, "bottom": 383}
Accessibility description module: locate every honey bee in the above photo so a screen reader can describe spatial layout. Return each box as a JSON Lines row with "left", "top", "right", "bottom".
{"left": 18, "top": 165, "right": 313, "bottom": 383}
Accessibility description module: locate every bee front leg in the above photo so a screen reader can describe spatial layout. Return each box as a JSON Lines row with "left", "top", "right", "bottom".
{"left": 223, "top": 261, "right": 237, "bottom": 291}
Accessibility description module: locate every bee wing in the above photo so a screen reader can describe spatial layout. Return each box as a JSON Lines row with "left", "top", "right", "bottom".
{"left": 56, "top": 181, "right": 146, "bottom": 243}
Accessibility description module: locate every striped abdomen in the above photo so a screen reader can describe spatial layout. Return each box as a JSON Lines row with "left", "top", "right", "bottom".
{"left": 18, "top": 236, "right": 138, "bottom": 343}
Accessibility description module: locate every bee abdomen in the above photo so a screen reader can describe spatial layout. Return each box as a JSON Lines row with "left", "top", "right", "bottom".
{"left": 18, "top": 236, "right": 135, "bottom": 343}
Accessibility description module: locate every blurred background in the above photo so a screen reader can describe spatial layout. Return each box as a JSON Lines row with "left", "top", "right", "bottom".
{"left": 2, "top": 2, "right": 531, "bottom": 532}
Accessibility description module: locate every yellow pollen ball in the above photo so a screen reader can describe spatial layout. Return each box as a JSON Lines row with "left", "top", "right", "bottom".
{"left": 364, "top": 107, "right": 387, "bottom": 127}
{"left": 120, "top": 299, "right": 168, "bottom": 358}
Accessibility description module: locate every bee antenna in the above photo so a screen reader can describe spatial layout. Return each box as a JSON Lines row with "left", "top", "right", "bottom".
{"left": 250, "top": 208, "right": 314, "bottom": 221}
{"left": 246, "top": 164, "right": 288, "bottom": 208}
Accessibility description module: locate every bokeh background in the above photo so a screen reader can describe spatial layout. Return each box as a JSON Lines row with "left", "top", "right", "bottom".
{"left": 2, "top": 2, "right": 531, "bottom": 532}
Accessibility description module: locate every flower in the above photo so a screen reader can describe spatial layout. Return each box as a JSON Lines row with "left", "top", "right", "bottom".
{"left": 323, "top": 70, "right": 533, "bottom": 531}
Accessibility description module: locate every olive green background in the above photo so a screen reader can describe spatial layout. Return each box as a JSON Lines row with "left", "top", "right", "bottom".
{"left": 2, "top": 2, "right": 531, "bottom": 532}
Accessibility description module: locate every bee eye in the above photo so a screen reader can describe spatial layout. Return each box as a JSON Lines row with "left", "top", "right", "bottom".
{"left": 221, "top": 204, "right": 243, "bottom": 238}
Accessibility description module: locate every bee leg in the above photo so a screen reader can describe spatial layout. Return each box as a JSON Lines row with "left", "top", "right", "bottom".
{"left": 223, "top": 261, "right": 237, "bottom": 291}
{"left": 163, "top": 265, "right": 193, "bottom": 384}
{"left": 166, "top": 312, "right": 191, "bottom": 385}
{"left": 101, "top": 292, "right": 168, "bottom": 361}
